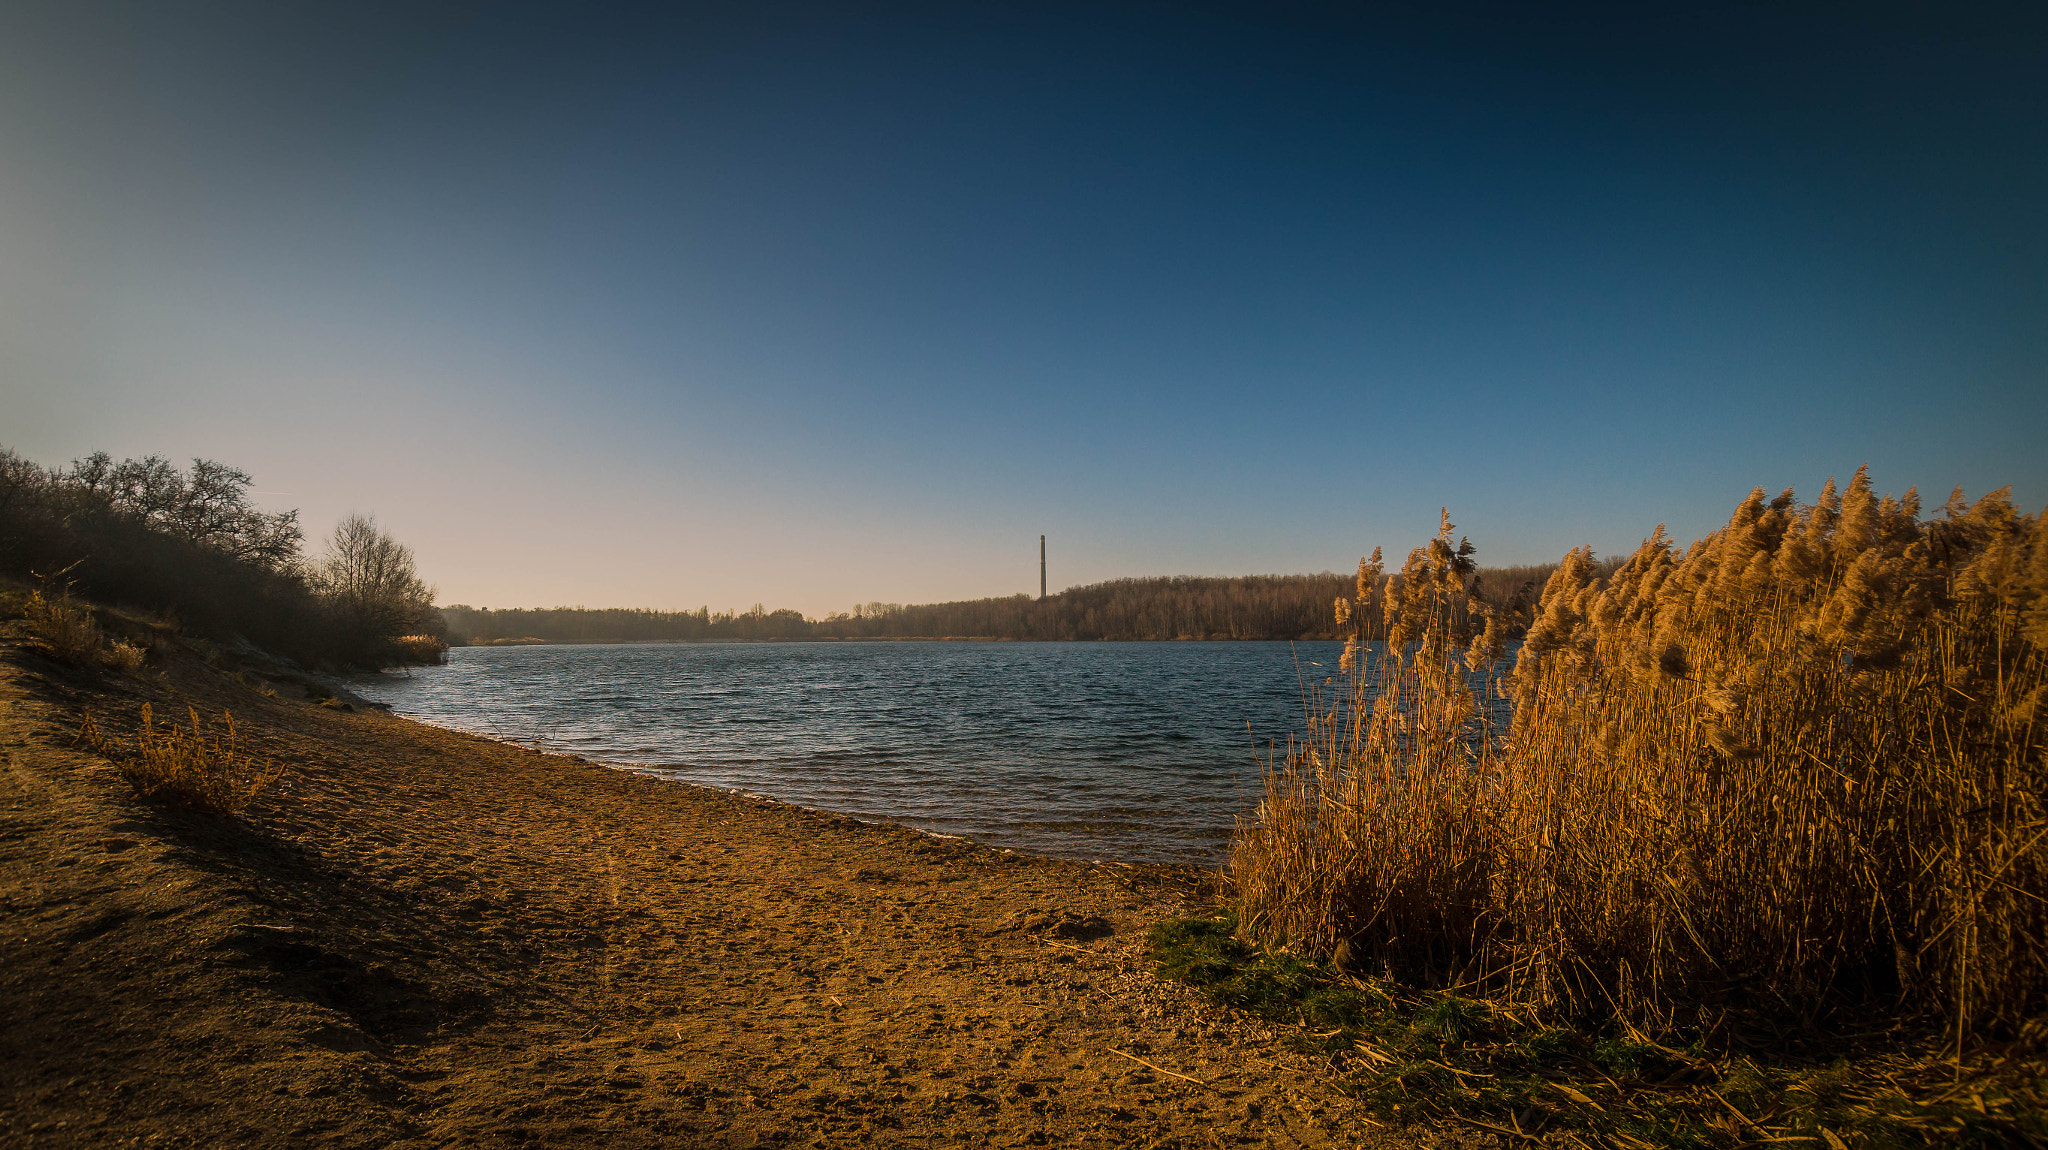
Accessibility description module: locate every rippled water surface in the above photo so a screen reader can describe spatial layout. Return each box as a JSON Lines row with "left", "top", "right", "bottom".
{"left": 354, "top": 641, "right": 1350, "bottom": 863}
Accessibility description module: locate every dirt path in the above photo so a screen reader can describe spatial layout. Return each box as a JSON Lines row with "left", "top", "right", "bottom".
{"left": 0, "top": 639, "right": 1432, "bottom": 1148}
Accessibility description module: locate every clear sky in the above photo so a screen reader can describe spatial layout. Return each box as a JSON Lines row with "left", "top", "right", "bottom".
{"left": 3, "top": 2, "right": 2043, "bottom": 615}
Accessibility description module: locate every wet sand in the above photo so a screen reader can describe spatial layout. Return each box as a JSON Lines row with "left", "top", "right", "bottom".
{"left": 0, "top": 637, "right": 1430, "bottom": 1148}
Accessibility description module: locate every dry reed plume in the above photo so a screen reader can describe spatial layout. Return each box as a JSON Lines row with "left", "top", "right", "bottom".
{"left": 387, "top": 633, "right": 451, "bottom": 665}
{"left": 78, "top": 704, "right": 286, "bottom": 817}
{"left": 1234, "top": 470, "right": 2048, "bottom": 1045}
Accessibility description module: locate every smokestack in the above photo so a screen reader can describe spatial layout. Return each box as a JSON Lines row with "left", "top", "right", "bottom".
{"left": 1040, "top": 535, "right": 1046, "bottom": 600}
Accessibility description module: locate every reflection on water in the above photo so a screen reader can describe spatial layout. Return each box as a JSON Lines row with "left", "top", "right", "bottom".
{"left": 354, "top": 640, "right": 1354, "bottom": 864}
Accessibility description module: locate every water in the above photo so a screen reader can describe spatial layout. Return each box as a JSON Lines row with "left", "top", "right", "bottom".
{"left": 353, "top": 640, "right": 1352, "bottom": 864}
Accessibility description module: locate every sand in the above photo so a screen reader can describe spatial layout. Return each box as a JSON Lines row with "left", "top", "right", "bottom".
{"left": 0, "top": 636, "right": 1432, "bottom": 1148}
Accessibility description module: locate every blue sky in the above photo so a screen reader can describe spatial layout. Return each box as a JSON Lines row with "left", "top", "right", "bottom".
{"left": 3, "top": 2, "right": 2043, "bottom": 614}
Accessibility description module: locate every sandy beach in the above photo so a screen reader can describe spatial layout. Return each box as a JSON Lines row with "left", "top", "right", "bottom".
{"left": 0, "top": 637, "right": 1423, "bottom": 1148}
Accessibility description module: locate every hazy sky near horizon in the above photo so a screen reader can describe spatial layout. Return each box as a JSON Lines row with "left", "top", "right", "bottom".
{"left": 3, "top": 2, "right": 2043, "bottom": 615}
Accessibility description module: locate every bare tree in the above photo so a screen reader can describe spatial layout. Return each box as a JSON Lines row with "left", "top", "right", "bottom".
{"left": 317, "top": 514, "right": 437, "bottom": 639}
{"left": 67, "top": 452, "right": 302, "bottom": 569}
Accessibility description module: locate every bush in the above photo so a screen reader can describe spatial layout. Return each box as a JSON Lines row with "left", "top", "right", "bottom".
{"left": 24, "top": 589, "right": 105, "bottom": 666}
{"left": 1, "top": 447, "right": 445, "bottom": 669}
{"left": 387, "top": 634, "right": 449, "bottom": 664}
{"left": 22, "top": 583, "right": 156, "bottom": 675}
{"left": 77, "top": 705, "right": 285, "bottom": 817}
{"left": 103, "top": 639, "right": 147, "bottom": 673}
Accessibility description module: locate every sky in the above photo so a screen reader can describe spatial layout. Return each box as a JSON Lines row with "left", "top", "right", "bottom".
{"left": 2, "top": 2, "right": 2043, "bottom": 616}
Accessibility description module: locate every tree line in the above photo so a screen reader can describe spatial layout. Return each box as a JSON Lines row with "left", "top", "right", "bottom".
{"left": 444, "top": 562, "right": 1567, "bottom": 645}
{"left": 0, "top": 447, "right": 444, "bottom": 669}
{"left": 441, "top": 603, "right": 812, "bottom": 645}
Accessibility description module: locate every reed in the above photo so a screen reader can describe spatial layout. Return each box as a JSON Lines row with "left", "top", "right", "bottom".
{"left": 387, "top": 633, "right": 450, "bottom": 665}
{"left": 1233, "top": 471, "right": 2048, "bottom": 1044}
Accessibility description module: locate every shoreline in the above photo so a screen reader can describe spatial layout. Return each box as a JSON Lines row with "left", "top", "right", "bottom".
{"left": 0, "top": 634, "right": 1392, "bottom": 1147}
{"left": 454, "top": 636, "right": 1350, "bottom": 646}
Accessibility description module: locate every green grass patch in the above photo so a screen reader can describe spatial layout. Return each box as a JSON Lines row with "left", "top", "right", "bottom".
{"left": 1148, "top": 910, "right": 2047, "bottom": 1147}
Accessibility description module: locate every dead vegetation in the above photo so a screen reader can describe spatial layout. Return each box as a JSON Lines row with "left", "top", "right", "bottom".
{"left": 1212, "top": 469, "right": 2048, "bottom": 1143}
{"left": 385, "top": 633, "right": 450, "bottom": 665}
{"left": 24, "top": 587, "right": 106, "bottom": 665}
{"left": 2, "top": 447, "right": 448, "bottom": 669}
{"left": 76, "top": 704, "right": 286, "bottom": 817}
{"left": 1238, "top": 469, "right": 2047, "bottom": 1041}
{"left": 22, "top": 586, "right": 148, "bottom": 673}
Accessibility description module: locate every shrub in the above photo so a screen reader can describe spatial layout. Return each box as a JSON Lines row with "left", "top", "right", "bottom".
{"left": 1235, "top": 472, "right": 2048, "bottom": 1045}
{"left": 24, "top": 588, "right": 105, "bottom": 665}
{"left": 78, "top": 704, "right": 285, "bottom": 817}
{"left": 103, "top": 640, "right": 147, "bottom": 673}
{"left": 387, "top": 633, "right": 450, "bottom": 666}
{"left": 23, "top": 586, "right": 155, "bottom": 674}
{"left": 1, "top": 448, "right": 446, "bottom": 669}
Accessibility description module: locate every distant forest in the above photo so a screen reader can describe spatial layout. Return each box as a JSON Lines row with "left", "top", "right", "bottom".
{"left": 441, "top": 563, "right": 1566, "bottom": 645}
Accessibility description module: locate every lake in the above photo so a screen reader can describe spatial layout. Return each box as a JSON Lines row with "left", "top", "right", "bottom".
{"left": 354, "top": 640, "right": 1355, "bottom": 864}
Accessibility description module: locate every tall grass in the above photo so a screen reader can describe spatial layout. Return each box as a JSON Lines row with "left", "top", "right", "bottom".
{"left": 1234, "top": 471, "right": 2048, "bottom": 1045}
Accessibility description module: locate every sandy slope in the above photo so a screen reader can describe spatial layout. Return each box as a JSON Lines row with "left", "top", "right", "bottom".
{"left": 0, "top": 636, "right": 1438, "bottom": 1148}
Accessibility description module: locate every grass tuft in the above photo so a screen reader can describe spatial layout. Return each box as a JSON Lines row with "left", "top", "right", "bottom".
{"left": 25, "top": 588, "right": 107, "bottom": 666}
{"left": 21, "top": 585, "right": 152, "bottom": 674}
{"left": 77, "top": 704, "right": 286, "bottom": 817}
{"left": 103, "top": 639, "right": 147, "bottom": 673}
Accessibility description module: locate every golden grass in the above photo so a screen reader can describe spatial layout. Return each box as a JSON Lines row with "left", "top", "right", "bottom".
{"left": 25, "top": 588, "right": 106, "bottom": 666}
{"left": 78, "top": 704, "right": 286, "bottom": 817}
{"left": 388, "top": 633, "right": 450, "bottom": 664}
{"left": 22, "top": 587, "right": 151, "bottom": 674}
{"left": 103, "top": 640, "right": 147, "bottom": 673}
{"left": 1234, "top": 471, "right": 2048, "bottom": 1046}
